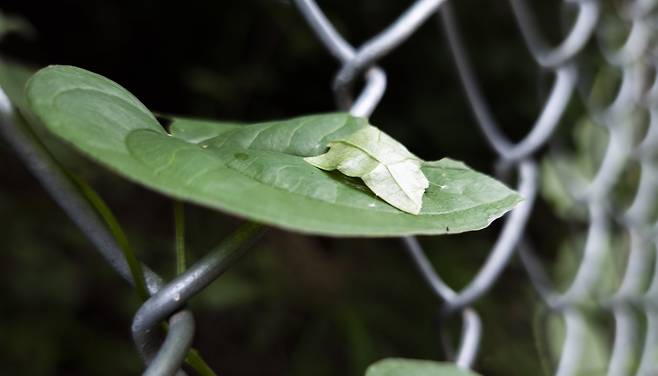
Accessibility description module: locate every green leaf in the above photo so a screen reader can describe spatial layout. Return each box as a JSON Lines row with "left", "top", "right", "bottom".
{"left": 545, "top": 312, "right": 611, "bottom": 376}
{"left": 365, "top": 359, "right": 481, "bottom": 376}
{"left": 305, "top": 125, "right": 429, "bottom": 215}
{"left": 540, "top": 157, "right": 587, "bottom": 220}
{"left": 0, "top": 57, "right": 34, "bottom": 112}
{"left": 26, "top": 65, "right": 522, "bottom": 237}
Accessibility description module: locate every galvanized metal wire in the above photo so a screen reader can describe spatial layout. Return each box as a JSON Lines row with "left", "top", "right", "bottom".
{"left": 3, "top": 0, "right": 658, "bottom": 374}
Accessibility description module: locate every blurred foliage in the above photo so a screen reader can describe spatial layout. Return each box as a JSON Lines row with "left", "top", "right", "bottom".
{"left": 0, "top": 0, "right": 608, "bottom": 375}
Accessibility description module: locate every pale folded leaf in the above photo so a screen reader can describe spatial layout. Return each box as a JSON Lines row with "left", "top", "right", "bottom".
{"left": 305, "top": 126, "right": 429, "bottom": 215}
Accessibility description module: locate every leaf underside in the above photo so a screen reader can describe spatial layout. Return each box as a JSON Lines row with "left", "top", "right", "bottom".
{"left": 24, "top": 65, "right": 522, "bottom": 237}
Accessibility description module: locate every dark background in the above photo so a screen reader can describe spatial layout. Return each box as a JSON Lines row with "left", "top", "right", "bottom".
{"left": 0, "top": 1, "right": 585, "bottom": 375}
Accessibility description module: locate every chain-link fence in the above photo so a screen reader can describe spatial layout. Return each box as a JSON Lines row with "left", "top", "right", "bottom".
{"left": 1, "top": 0, "right": 657, "bottom": 374}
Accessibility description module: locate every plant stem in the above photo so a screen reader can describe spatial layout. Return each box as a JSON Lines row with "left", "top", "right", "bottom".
{"left": 185, "top": 349, "right": 217, "bottom": 376}
{"left": 134, "top": 222, "right": 264, "bottom": 374}
{"left": 73, "top": 175, "right": 150, "bottom": 301}
{"left": 175, "top": 201, "right": 186, "bottom": 275}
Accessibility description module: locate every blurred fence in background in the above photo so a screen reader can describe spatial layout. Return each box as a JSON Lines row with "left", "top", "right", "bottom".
{"left": 294, "top": 0, "right": 658, "bottom": 375}
{"left": 2, "top": 0, "right": 658, "bottom": 375}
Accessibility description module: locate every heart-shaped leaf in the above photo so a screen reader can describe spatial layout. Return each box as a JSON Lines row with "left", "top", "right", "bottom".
{"left": 365, "top": 359, "right": 481, "bottom": 376}
{"left": 25, "top": 65, "right": 521, "bottom": 237}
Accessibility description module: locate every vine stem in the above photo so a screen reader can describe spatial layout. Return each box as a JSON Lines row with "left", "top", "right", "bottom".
{"left": 73, "top": 175, "right": 150, "bottom": 300}
{"left": 175, "top": 201, "right": 186, "bottom": 275}
{"left": 134, "top": 222, "right": 265, "bottom": 374}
